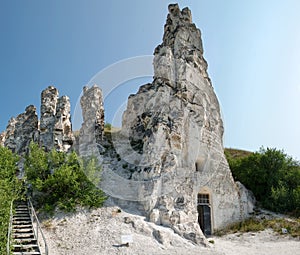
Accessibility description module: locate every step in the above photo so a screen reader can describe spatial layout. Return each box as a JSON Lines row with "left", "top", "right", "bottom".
{"left": 13, "top": 243, "right": 40, "bottom": 250}
{"left": 13, "top": 252, "right": 41, "bottom": 255}
{"left": 14, "top": 238, "right": 37, "bottom": 244}
{"left": 14, "top": 216, "right": 31, "bottom": 220}
{"left": 13, "top": 220, "right": 32, "bottom": 223}
{"left": 13, "top": 219, "right": 31, "bottom": 222}
{"left": 13, "top": 228, "right": 34, "bottom": 233}
{"left": 15, "top": 211, "right": 30, "bottom": 215}
{"left": 15, "top": 205, "right": 28, "bottom": 209}
{"left": 14, "top": 216, "right": 31, "bottom": 219}
{"left": 13, "top": 233, "right": 35, "bottom": 238}
{"left": 16, "top": 208, "right": 29, "bottom": 211}
{"left": 13, "top": 224, "right": 33, "bottom": 229}
{"left": 14, "top": 218, "right": 31, "bottom": 221}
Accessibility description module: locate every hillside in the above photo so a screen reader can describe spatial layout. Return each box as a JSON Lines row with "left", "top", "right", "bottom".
{"left": 224, "top": 148, "right": 253, "bottom": 159}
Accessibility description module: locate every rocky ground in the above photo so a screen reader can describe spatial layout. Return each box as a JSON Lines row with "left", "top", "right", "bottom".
{"left": 40, "top": 201, "right": 300, "bottom": 255}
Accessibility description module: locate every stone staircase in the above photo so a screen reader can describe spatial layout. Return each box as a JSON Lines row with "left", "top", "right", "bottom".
{"left": 10, "top": 201, "right": 42, "bottom": 255}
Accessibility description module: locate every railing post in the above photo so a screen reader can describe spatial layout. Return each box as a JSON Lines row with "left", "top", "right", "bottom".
{"left": 28, "top": 198, "right": 48, "bottom": 255}
{"left": 36, "top": 217, "right": 39, "bottom": 242}
{"left": 6, "top": 200, "right": 13, "bottom": 255}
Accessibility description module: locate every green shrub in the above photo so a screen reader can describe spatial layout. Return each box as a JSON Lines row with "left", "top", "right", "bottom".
{"left": 104, "top": 123, "right": 112, "bottom": 130}
{"left": 80, "top": 155, "right": 101, "bottom": 187}
{"left": 25, "top": 143, "right": 106, "bottom": 212}
{"left": 226, "top": 147, "right": 300, "bottom": 216}
{"left": 0, "top": 147, "right": 22, "bottom": 254}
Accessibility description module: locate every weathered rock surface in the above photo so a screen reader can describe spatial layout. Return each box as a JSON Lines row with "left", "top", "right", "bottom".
{"left": 40, "top": 86, "right": 74, "bottom": 152}
{"left": 41, "top": 203, "right": 222, "bottom": 255}
{"left": 78, "top": 85, "right": 105, "bottom": 157}
{"left": 41, "top": 203, "right": 300, "bottom": 255}
{"left": 39, "top": 86, "right": 58, "bottom": 151}
{"left": 0, "top": 130, "right": 6, "bottom": 147}
{"left": 54, "top": 96, "right": 74, "bottom": 152}
{"left": 3, "top": 105, "right": 39, "bottom": 154}
{"left": 1, "top": 86, "right": 74, "bottom": 153}
{"left": 2, "top": 118, "right": 16, "bottom": 151}
{"left": 0, "top": 3, "right": 255, "bottom": 248}
{"left": 103, "top": 3, "right": 254, "bottom": 244}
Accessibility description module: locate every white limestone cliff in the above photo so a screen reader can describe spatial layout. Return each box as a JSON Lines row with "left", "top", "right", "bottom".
{"left": 115, "top": 3, "right": 255, "bottom": 243}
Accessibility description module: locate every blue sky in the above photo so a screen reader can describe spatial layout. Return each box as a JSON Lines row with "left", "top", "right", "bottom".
{"left": 0, "top": 1, "right": 299, "bottom": 160}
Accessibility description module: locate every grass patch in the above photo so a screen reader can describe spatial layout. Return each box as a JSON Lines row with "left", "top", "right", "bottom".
{"left": 215, "top": 217, "right": 300, "bottom": 238}
{"left": 224, "top": 148, "right": 253, "bottom": 159}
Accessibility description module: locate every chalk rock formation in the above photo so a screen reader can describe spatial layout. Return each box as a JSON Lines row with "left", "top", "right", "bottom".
{"left": 54, "top": 96, "right": 74, "bottom": 152}
{"left": 1, "top": 86, "right": 74, "bottom": 154}
{"left": 0, "top": 131, "right": 5, "bottom": 147}
{"left": 78, "top": 85, "right": 104, "bottom": 157}
{"left": 40, "top": 86, "right": 59, "bottom": 151}
{"left": 40, "top": 86, "right": 74, "bottom": 152}
{"left": 3, "top": 105, "right": 38, "bottom": 154}
{"left": 2, "top": 118, "right": 16, "bottom": 151}
{"left": 116, "top": 4, "right": 254, "bottom": 243}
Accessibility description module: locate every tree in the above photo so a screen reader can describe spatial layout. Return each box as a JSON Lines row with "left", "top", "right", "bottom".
{"left": 0, "top": 147, "right": 22, "bottom": 254}
{"left": 24, "top": 143, "right": 106, "bottom": 212}
{"left": 226, "top": 147, "right": 300, "bottom": 216}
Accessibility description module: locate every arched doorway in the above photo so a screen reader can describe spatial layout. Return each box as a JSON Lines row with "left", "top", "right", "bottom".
{"left": 197, "top": 193, "right": 212, "bottom": 236}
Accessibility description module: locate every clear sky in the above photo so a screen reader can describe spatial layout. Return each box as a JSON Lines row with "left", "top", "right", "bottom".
{"left": 0, "top": 1, "right": 299, "bottom": 160}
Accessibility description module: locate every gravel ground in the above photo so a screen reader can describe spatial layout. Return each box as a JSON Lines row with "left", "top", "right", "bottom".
{"left": 40, "top": 205, "right": 300, "bottom": 255}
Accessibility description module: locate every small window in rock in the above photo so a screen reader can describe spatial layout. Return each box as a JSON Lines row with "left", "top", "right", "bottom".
{"left": 198, "top": 193, "right": 210, "bottom": 204}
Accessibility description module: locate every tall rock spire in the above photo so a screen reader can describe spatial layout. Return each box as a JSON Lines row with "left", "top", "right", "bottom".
{"left": 118, "top": 4, "right": 254, "bottom": 244}
{"left": 40, "top": 86, "right": 58, "bottom": 151}
{"left": 78, "top": 85, "right": 105, "bottom": 157}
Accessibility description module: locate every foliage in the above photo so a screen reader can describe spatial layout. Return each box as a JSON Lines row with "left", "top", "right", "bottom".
{"left": 79, "top": 155, "right": 101, "bottom": 187}
{"left": 0, "top": 147, "right": 22, "bottom": 255}
{"left": 226, "top": 147, "right": 300, "bottom": 216}
{"left": 25, "top": 142, "right": 106, "bottom": 212}
{"left": 104, "top": 122, "right": 112, "bottom": 130}
{"left": 224, "top": 148, "right": 253, "bottom": 160}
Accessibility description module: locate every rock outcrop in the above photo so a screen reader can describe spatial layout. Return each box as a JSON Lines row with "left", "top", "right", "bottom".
{"left": 0, "top": 3, "right": 254, "bottom": 246}
{"left": 3, "top": 105, "right": 39, "bottom": 154}
{"left": 0, "top": 131, "right": 5, "bottom": 147}
{"left": 78, "top": 85, "right": 105, "bottom": 157}
{"left": 1, "top": 86, "right": 74, "bottom": 154}
{"left": 2, "top": 118, "right": 16, "bottom": 151}
{"left": 40, "top": 86, "right": 59, "bottom": 151}
{"left": 54, "top": 96, "right": 74, "bottom": 152}
{"left": 40, "top": 86, "right": 74, "bottom": 152}
{"left": 106, "top": 3, "right": 254, "bottom": 244}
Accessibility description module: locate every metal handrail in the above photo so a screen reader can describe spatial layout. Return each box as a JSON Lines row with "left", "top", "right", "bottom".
{"left": 6, "top": 200, "right": 13, "bottom": 255}
{"left": 28, "top": 199, "right": 49, "bottom": 255}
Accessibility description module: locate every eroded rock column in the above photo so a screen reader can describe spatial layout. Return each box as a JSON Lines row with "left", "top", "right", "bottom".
{"left": 40, "top": 86, "right": 58, "bottom": 151}
{"left": 78, "top": 85, "right": 104, "bottom": 157}
{"left": 54, "top": 96, "right": 74, "bottom": 152}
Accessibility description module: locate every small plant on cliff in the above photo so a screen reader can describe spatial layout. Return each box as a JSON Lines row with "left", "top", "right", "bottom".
{"left": 25, "top": 142, "right": 106, "bottom": 212}
{"left": 104, "top": 122, "right": 112, "bottom": 131}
